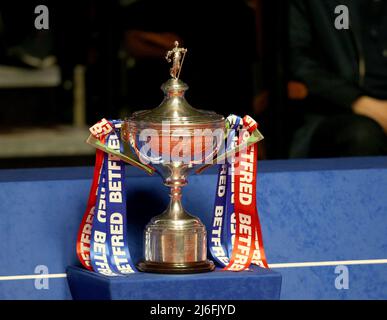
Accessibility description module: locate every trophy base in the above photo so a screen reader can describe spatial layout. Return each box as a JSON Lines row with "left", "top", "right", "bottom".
{"left": 136, "top": 260, "right": 215, "bottom": 274}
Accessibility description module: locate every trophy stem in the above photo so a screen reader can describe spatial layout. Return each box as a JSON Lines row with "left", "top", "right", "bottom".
{"left": 136, "top": 170, "right": 215, "bottom": 274}
{"left": 165, "top": 182, "right": 192, "bottom": 221}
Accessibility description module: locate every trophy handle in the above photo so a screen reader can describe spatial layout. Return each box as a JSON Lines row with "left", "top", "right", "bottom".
{"left": 86, "top": 135, "right": 156, "bottom": 176}
{"left": 194, "top": 126, "right": 264, "bottom": 175}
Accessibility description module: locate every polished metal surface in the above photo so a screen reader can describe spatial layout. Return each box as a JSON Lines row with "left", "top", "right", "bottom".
{"left": 84, "top": 42, "right": 264, "bottom": 273}
{"left": 126, "top": 42, "right": 224, "bottom": 273}
{"left": 146, "top": 165, "right": 204, "bottom": 264}
{"left": 139, "top": 161, "right": 213, "bottom": 272}
{"left": 128, "top": 78, "right": 224, "bottom": 127}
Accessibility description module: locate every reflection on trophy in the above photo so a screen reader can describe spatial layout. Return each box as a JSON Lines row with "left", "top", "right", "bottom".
{"left": 87, "top": 42, "right": 263, "bottom": 273}
{"left": 127, "top": 41, "right": 224, "bottom": 273}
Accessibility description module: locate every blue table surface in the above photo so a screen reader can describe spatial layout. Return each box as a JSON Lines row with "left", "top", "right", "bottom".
{"left": 0, "top": 156, "right": 386, "bottom": 300}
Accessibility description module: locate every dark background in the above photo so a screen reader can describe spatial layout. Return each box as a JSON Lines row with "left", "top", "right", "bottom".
{"left": 0, "top": 0, "right": 298, "bottom": 167}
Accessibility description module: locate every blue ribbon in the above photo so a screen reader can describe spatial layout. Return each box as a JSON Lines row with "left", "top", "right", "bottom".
{"left": 90, "top": 121, "right": 137, "bottom": 276}
{"left": 209, "top": 115, "right": 242, "bottom": 267}
{"left": 90, "top": 156, "right": 116, "bottom": 275}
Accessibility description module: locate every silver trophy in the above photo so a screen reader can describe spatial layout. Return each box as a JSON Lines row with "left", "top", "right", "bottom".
{"left": 87, "top": 42, "right": 264, "bottom": 273}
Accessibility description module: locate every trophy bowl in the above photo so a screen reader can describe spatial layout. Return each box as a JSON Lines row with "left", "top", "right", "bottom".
{"left": 123, "top": 76, "right": 225, "bottom": 274}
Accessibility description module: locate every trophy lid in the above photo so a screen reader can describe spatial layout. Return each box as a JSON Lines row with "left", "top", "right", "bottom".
{"left": 128, "top": 41, "right": 224, "bottom": 131}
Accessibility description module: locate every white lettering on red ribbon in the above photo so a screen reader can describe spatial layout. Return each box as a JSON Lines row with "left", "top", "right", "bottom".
{"left": 224, "top": 115, "right": 267, "bottom": 271}
{"left": 76, "top": 147, "right": 104, "bottom": 270}
{"left": 89, "top": 118, "right": 114, "bottom": 139}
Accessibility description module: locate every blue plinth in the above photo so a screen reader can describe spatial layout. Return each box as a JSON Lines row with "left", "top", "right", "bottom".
{"left": 67, "top": 266, "right": 282, "bottom": 300}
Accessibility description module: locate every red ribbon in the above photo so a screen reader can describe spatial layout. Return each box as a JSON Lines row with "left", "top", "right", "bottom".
{"left": 76, "top": 147, "right": 104, "bottom": 270}
{"left": 76, "top": 119, "right": 114, "bottom": 270}
{"left": 224, "top": 115, "right": 268, "bottom": 271}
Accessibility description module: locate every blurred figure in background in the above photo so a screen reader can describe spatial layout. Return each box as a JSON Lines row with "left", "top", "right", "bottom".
{"left": 121, "top": 0, "right": 256, "bottom": 118}
{"left": 288, "top": 0, "right": 387, "bottom": 158}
